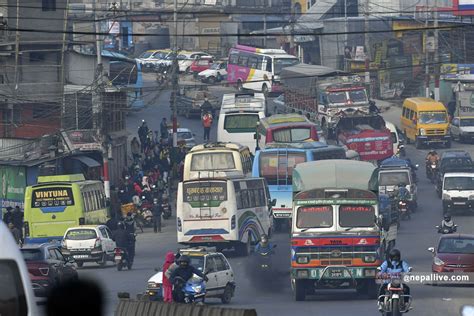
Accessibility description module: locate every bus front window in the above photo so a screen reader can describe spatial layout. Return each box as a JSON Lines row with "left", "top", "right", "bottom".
{"left": 273, "top": 128, "right": 311, "bottom": 142}
{"left": 348, "top": 89, "right": 368, "bottom": 103}
{"left": 273, "top": 58, "right": 299, "bottom": 75}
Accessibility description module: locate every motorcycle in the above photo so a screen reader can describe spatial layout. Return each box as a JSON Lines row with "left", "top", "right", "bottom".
{"left": 398, "top": 200, "right": 410, "bottom": 220}
{"left": 161, "top": 193, "right": 172, "bottom": 219}
{"left": 436, "top": 224, "right": 457, "bottom": 234}
{"left": 137, "top": 196, "right": 154, "bottom": 227}
{"left": 255, "top": 245, "right": 277, "bottom": 272}
{"left": 114, "top": 247, "right": 133, "bottom": 271}
{"left": 173, "top": 275, "right": 206, "bottom": 304}
{"left": 378, "top": 268, "right": 413, "bottom": 316}
{"left": 396, "top": 144, "right": 406, "bottom": 158}
{"left": 426, "top": 161, "right": 438, "bottom": 184}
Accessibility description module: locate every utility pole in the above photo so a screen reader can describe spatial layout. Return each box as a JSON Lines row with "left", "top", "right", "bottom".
{"left": 424, "top": 0, "right": 430, "bottom": 98}
{"left": 171, "top": 0, "right": 178, "bottom": 148}
{"left": 93, "top": 1, "right": 110, "bottom": 199}
{"left": 433, "top": 0, "right": 440, "bottom": 101}
{"left": 364, "top": 0, "right": 370, "bottom": 90}
{"left": 11, "top": 0, "right": 20, "bottom": 138}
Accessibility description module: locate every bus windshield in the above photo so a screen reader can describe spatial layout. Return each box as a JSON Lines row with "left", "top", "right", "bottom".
{"left": 339, "top": 205, "right": 375, "bottom": 227}
{"left": 327, "top": 92, "right": 347, "bottom": 104}
{"left": 273, "top": 128, "right": 311, "bottom": 142}
{"left": 349, "top": 89, "right": 368, "bottom": 103}
{"left": 419, "top": 111, "right": 447, "bottom": 124}
{"left": 224, "top": 114, "right": 259, "bottom": 133}
{"left": 273, "top": 58, "right": 299, "bottom": 75}
{"left": 259, "top": 152, "right": 306, "bottom": 185}
{"left": 296, "top": 206, "right": 333, "bottom": 228}
{"left": 444, "top": 176, "right": 474, "bottom": 191}
{"left": 190, "top": 152, "right": 236, "bottom": 171}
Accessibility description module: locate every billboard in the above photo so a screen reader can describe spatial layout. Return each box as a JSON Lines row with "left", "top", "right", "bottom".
{"left": 453, "top": 0, "right": 474, "bottom": 15}
{"left": 0, "top": 166, "right": 26, "bottom": 209}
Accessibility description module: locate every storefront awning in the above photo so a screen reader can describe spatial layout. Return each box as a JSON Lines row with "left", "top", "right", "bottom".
{"left": 70, "top": 156, "right": 101, "bottom": 168}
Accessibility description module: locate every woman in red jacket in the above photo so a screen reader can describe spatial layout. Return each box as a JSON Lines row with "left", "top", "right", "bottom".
{"left": 162, "top": 252, "right": 175, "bottom": 302}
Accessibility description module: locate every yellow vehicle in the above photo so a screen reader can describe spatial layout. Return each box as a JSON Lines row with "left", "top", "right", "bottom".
{"left": 400, "top": 97, "right": 451, "bottom": 149}
{"left": 24, "top": 174, "right": 109, "bottom": 244}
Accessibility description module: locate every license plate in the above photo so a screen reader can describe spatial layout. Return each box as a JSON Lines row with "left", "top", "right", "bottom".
{"left": 329, "top": 269, "right": 343, "bottom": 278}
{"left": 454, "top": 202, "right": 465, "bottom": 205}
{"left": 115, "top": 256, "right": 122, "bottom": 260}
{"left": 73, "top": 255, "right": 89, "bottom": 259}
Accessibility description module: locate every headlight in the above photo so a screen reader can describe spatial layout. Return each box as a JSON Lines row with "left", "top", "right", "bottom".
{"left": 297, "top": 270, "right": 309, "bottom": 278}
{"left": 148, "top": 282, "right": 158, "bottom": 289}
{"left": 364, "top": 255, "right": 376, "bottom": 263}
{"left": 442, "top": 193, "right": 451, "bottom": 200}
{"left": 297, "top": 256, "right": 309, "bottom": 264}
{"left": 419, "top": 128, "right": 426, "bottom": 136}
{"left": 194, "top": 285, "right": 202, "bottom": 293}
{"left": 433, "top": 257, "right": 445, "bottom": 266}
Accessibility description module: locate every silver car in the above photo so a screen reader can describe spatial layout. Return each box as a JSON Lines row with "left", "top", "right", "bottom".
{"left": 168, "top": 128, "right": 197, "bottom": 149}
{"left": 450, "top": 117, "right": 474, "bottom": 142}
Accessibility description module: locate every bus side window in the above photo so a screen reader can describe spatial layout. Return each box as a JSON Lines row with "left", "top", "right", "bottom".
{"left": 241, "top": 190, "right": 249, "bottom": 208}
{"left": 235, "top": 187, "right": 243, "bottom": 209}
{"left": 82, "top": 192, "right": 89, "bottom": 212}
{"left": 248, "top": 190, "right": 256, "bottom": 208}
{"left": 229, "top": 53, "right": 239, "bottom": 65}
{"left": 249, "top": 56, "right": 258, "bottom": 69}
{"left": 402, "top": 107, "right": 407, "bottom": 118}
{"left": 256, "top": 56, "right": 264, "bottom": 70}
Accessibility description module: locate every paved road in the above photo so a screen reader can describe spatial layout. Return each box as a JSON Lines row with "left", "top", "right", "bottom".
{"left": 75, "top": 80, "right": 474, "bottom": 316}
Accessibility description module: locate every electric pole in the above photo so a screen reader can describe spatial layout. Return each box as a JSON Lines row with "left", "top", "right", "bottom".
{"left": 424, "top": 0, "right": 430, "bottom": 98}
{"left": 433, "top": 0, "right": 440, "bottom": 101}
{"left": 364, "top": 0, "right": 370, "bottom": 89}
{"left": 172, "top": 0, "right": 178, "bottom": 148}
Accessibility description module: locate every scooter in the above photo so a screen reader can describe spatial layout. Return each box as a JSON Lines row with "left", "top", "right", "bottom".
{"left": 114, "top": 247, "right": 133, "bottom": 271}
{"left": 378, "top": 268, "right": 413, "bottom": 316}
{"left": 161, "top": 193, "right": 172, "bottom": 219}
{"left": 398, "top": 200, "right": 410, "bottom": 220}
{"left": 436, "top": 224, "right": 457, "bottom": 234}
{"left": 138, "top": 196, "right": 154, "bottom": 227}
{"left": 426, "top": 161, "right": 438, "bottom": 184}
{"left": 255, "top": 245, "right": 277, "bottom": 272}
{"left": 173, "top": 275, "right": 206, "bottom": 304}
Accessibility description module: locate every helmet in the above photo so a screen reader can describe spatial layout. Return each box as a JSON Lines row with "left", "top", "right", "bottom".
{"left": 177, "top": 255, "right": 190, "bottom": 266}
{"left": 389, "top": 249, "right": 401, "bottom": 262}
{"left": 260, "top": 234, "right": 268, "bottom": 243}
{"left": 444, "top": 213, "right": 451, "bottom": 222}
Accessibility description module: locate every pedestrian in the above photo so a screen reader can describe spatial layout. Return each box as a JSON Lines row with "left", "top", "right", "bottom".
{"left": 8, "top": 222, "right": 22, "bottom": 246}
{"left": 162, "top": 252, "right": 175, "bottom": 303}
{"left": 202, "top": 111, "right": 213, "bottom": 142}
{"left": 152, "top": 198, "right": 163, "bottom": 233}
{"left": 138, "top": 120, "right": 149, "bottom": 153}
{"left": 12, "top": 206, "right": 23, "bottom": 241}
{"left": 130, "top": 137, "right": 141, "bottom": 162}
{"left": 2, "top": 206, "right": 13, "bottom": 224}
{"left": 160, "top": 118, "right": 169, "bottom": 140}
{"left": 200, "top": 97, "right": 213, "bottom": 116}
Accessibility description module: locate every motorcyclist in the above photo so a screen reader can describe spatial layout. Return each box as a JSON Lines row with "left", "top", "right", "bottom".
{"left": 377, "top": 249, "right": 411, "bottom": 309}
{"left": 113, "top": 222, "right": 134, "bottom": 263}
{"left": 395, "top": 183, "right": 410, "bottom": 202}
{"left": 170, "top": 255, "right": 209, "bottom": 303}
{"left": 254, "top": 234, "right": 274, "bottom": 254}
{"left": 425, "top": 150, "right": 440, "bottom": 176}
{"left": 440, "top": 213, "right": 456, "bottom": 232}
{"left": 123, "top": 212, "right": 136, "bottom": 234}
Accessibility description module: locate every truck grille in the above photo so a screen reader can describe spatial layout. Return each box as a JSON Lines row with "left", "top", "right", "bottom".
{"left": 426, "top": 129, "right": 445, "bottom": 135}
{"left": 451, "top": 197, "right": 468, "bottom": 203}
{"left": 320, "top": 259, "right": 353, "bottom": 266}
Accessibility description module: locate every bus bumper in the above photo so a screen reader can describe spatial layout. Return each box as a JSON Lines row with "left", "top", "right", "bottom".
{"left": 291, "top": 266, "right": 377, "bottom": 289}
{"left": 416, "top": 135, "right": 451, "bottom": 145}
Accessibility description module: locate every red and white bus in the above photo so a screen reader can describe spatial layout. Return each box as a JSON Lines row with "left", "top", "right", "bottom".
{"left": 227, "top": 45, "right": 299, "bottom": 95}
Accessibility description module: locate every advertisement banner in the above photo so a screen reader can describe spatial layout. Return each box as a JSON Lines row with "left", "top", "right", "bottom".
{"left": 0, "top": 166, "right": 26, "bottom": 209}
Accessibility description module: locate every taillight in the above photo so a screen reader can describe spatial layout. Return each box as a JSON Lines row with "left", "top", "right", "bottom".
{"left": 177, "top": 217, "right": 182, "bottom": 232}
{"left": 79, "top": 218, "right": 85, "bottom": 225}
{"left": 24, "top": 222, "right": 30, "bottom": 237}
{"left": 94, "top": 238, "right": 101, "bottom": 248}
{"left": 231, "top": 215, "right": 236, "bottom": 230}
{"left": 39, "top": 267, "right": 49, "bottom": 276}
{"left": 114, "top": 248, "right": 122, "bottom": 255}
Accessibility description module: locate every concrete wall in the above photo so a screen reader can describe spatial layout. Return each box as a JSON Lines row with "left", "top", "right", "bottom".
{"left": 65, "top": 52, "right": 112, "bottom": 86}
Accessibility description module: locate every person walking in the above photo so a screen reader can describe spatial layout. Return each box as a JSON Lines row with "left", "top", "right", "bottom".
{"left": 2, "top": 206, "right": 13, "bottom": 224}
{"left": 8, "top": 223, "right": 22, "bottom": 246}
{"left": 162, "top": 252, "right": 175, "bottom": 303}
{"left": 202, "top": 111, "right": 213, "bottom": 142}
{"left": 138, "top": 120, "right": 149, "bottom": 153}
{"left": 130, "top": 137, "right": 141, "bottom": 163}
{"left": 152, "top": 198, "right": 163, "bottom": 233}
{"left": 160, "top": 118, "right": 169, "bottom": 140}
{"left": 11, "top": 206, "right": 23, "bottom": 242}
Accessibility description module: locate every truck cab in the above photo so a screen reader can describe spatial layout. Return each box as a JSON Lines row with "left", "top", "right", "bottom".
{"left": 450, "top": 116, "right": 474, "bottom": 143}
{"left": 377, "top": 158, "right": 417, "bottom": 207}
{"left": 442, "top": 171, "right": 474, "bottom": 214}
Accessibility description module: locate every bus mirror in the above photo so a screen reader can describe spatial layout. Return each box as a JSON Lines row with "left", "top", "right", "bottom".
{"left": 271, "top": 199, "right": 277, "bottom": 207}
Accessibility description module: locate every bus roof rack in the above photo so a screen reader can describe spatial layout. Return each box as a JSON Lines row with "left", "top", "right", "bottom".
{"left": 190, "top": 142, "right": 245, "bottom": 152}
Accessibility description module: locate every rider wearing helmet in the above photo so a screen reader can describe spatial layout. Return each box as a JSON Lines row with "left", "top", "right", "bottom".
{"left": 170, "top": 255, "right": 208, "bottom": 302}
{"left": 113, "top": 222, "right": 133, "bottom": 262}
{"left": 395, "top": 182, "right": 410, "bottom": 201}
{"left": 378, "top": 249, "right": 411, "bottom": 309}
{"left": 255, "top": 234, "right": 274, "bottom": 254}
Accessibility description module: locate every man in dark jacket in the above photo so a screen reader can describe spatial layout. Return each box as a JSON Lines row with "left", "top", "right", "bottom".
{"left": 138, "top": 120, "right": 149, "bottom": 153}
{"left": 160, "top": 118, "right": 169, "bottom": 140}
{"left": 113, "top": 222, "right": 134, "bottom": 263}
{"left": 170, "top": 255, "right": 208, "bottom": 302}
{"left": 12, "top": 206, "right": 23, "bottom": 230}
{"left": 152, "top": 198, "right": 163, "bottom": 233}
{"left": 2, "top": 207, "right": 13, "bottom": 224}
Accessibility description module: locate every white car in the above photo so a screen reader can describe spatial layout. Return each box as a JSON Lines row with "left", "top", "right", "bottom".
{"left": 450, "top": 117, "right": 474, "bottom": 142}
{"left": 197, "top": 61, "right": 227, "bottom": 83}
{"left": 146, "top": 247, "right": 235, "bottom": 303}
{"left": 168, "top": 127, "right": 197, "bottom": 149}
{"left": 136, "top": 49, "right": 172, "bottom": 70}
{"left": 61, "top": 225, "right": 116, "bottom": 267}
{"left": 178, "top": 52, "right": 213, "bottom": 73}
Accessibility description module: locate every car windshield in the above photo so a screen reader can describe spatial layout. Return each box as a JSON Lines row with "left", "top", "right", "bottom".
{"left": 273, "top": 127, "right": 312, "bottom": 142}
{"left": 139, "top": 51, "right": 153, "bottom": 58}
{"left": 210, "top": 63, "right": 220, "bottom": 70}
{"left": 296, "top": 206, "right": 333, "bottom": 228}
{"left": 65, "top": 229, "right": 97, "bottom": 240}
{"left": 438, "top": 238, "right": 474, "bottom": 254}
{"left": 348, "top": 89, "right": 368, "bottom": 103}
{"left": 20, "top": 249, "right": 43, "bottom": 261}
{"left": 259, "top": 152, "right": 306, "bottom": 185}
{"left": 189, "top": 256, "right": 205, "bottom": 271}
{"left": 460, "top": 118, "right": 474, "bottom": 126}
{"left": 327, "top": 92, "right": 347, "bottom": 104}
{"left": 379, "top": 171, "right": 410, "bottom": 186}
{"left": 441, "top": 157, "right": 472, "bottom": 169}
{"left": 273, "top": 58, "right": 299, "bottom": 75}
{"left": 178, "top": 132, "right": 193, "bottom": 139}
{"left": 419, "top": 111, "right": 447, "bottom": 124}
{"left": 444, "top": 176, "right": 474, "bottom": 190}
{"left": 339, "top": 205, "right": 375, "bottom": 227}
{"left": 190, "top": 152, "right": 236, "bottom": 171}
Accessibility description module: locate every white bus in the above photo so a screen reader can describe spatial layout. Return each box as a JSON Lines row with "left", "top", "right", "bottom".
{"left": 217, "top": 93, "right": 266, "bottom": 154}
{"left": 183, "top": 143, "right": 253, "bottom": 181}
{"left": 177, "top": 172, "right": 273, "bottom": 256}
{"left": 227, "top": 45, "right": 299, "bottom": 94}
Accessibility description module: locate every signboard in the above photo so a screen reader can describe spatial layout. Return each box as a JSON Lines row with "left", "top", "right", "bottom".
{"left": 294, "top": 35, "right": 315, "bottom": 43}
{"left": 65, "top": 130, "right": 102, "bottom": 151}
{"left": 453, "top": 0, "right": 474, "bottom": 15}
{"left": 183, "top": 182, "right": 227, "bottom": 203}
{"left": 31, "top": 187, "right": 75, "bottom": 208}
{"left": 201, "top": 27, "right": 220, "bottom": 34}
{"left": 0, "top": 166, "right": 26, "bottom": 209}
{"left": 458, "top": 91, "right": 474, "bottom": 116}
{"left": 108, "top": 21, "right": 120, "bottom": 34}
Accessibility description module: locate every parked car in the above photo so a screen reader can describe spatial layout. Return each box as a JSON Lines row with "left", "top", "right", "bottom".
{"left": 167, "top": 128, "right": 197, "bottom": 149}
{"left": 20, "top": 243, "right": 78, "bottom": 297}
{"left": 136, "top": 49, "right": 171, "bottom": 70}
{"left": 436, "top": 150, "right": 473, "bottom": 197}
{"left": 145, "top": 247, "right": 235, "bottom": 303}
{"left": 191, "top": 57, "right": 213, "bottom": 78}
{"left": 0, "top": 221, "right": 38, "bottom": 315}
{"left": 450, "top": 116, "right": 474, "bottom": 143}
{"left": 61, "top": 225, "right": 116, "bottom": 268}
{"left": 198, "top": 60, "right": 227, "bottom": 83}
{"left": 429, "top": 234, "right": 474, "bottom": 273}
{"left": 179, "top": 52, "right": 213, "bottom": 73}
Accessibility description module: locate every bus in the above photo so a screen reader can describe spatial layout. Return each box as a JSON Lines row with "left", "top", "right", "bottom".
{"left": 177, "top": 172, "right": 273, "bottom": 256}
{"left": 183, "top": 143, "right": 253, "bottom": 181}
{"left": 107, "top": 50, "right": 144, "bottom": 110}
{"left": 256, "top": 114, "right": 319, "bottom": 150}
{"left": 217, "top": 92, "right": 266, "bottom": 154}
{"left": 24, "top": 174, "right": 109, "bottom": 244}
{"left": 227, "top": 45, "right": 299, "bottom": 94}
{"left": 252, "top": 142, "right": 346, "bottom": 229}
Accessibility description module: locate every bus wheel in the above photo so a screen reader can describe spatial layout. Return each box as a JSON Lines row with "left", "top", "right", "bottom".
{"left": 294, "top": 280, "right": 306, "bottom": 301}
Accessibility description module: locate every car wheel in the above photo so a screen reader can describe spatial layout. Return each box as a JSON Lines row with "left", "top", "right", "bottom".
{"left": 76, "top": 261, "right": 83, "bottom": 268}
{"left": 208, "top": 76, "right": 216, "bottom": 84}
{"left": 221, "top": 284, "right": 234, "bottom": 304}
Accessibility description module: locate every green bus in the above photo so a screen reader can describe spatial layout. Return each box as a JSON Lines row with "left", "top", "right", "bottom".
{"left": 24, "top": 174, "right": 109, "bottom": 244}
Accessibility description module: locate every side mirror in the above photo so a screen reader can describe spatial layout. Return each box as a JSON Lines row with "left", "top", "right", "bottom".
{"left": 273, "top": 244, "right": 277, "bottom": 249}
{"left": 428, "top": 247, "right": 435, "bottom": 253}
{"left": 271, "top": 199, "right": 277, "bottom": 207}
{"left": 376, "top": 267, "right": 382, "bottom": 272}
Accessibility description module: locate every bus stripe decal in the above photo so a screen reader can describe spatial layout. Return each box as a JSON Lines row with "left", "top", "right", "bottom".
{"left": 184, "top": 228, "right": 229, "bottom": 236}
